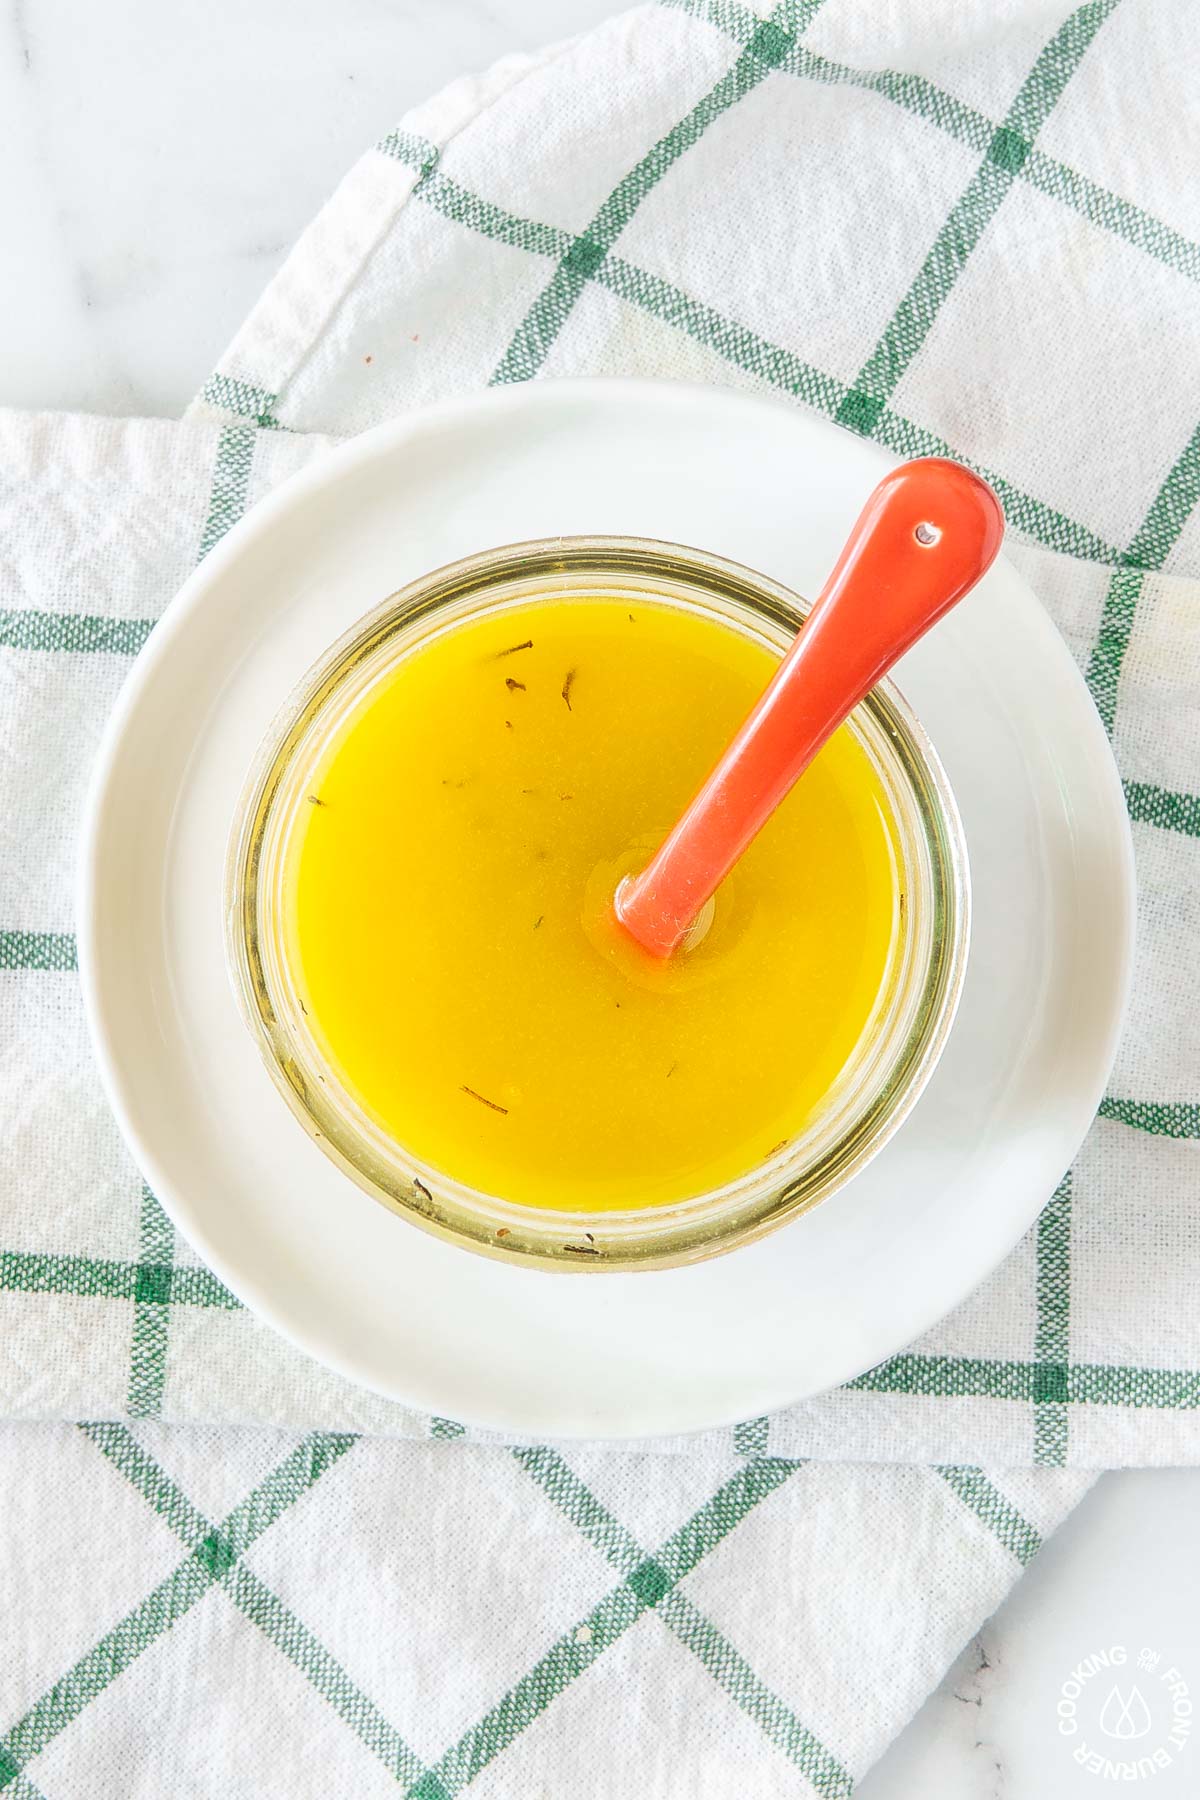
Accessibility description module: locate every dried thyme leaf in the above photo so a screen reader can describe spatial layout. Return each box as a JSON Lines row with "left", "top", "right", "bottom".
{"left": 461, "top": 1084, "right": 508, "bottom": 1115}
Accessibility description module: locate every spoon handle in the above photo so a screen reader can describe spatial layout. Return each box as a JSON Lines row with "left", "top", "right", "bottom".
{"left": 616, "top": 456, "right": 1004, "bottom": 958}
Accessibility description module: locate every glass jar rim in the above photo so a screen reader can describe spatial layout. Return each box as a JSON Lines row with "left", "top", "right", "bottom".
{"left": 226, "top": 535, "right": 970, "bottom": 1272}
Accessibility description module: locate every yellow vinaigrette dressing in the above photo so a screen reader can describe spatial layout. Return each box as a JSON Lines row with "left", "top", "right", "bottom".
{"left": 285, "top": 597, "right": 901, "bottom": 1211}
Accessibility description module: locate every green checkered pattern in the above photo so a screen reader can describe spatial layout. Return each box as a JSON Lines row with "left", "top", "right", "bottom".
{"left": 3, "top": 0, "right": 1200, "bottom": 1789}
{"left": 1, "top": 1420, "right": 1081, "bottom": 1797}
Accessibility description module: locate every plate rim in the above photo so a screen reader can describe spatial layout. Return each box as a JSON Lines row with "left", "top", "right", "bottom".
{"left": 77, "top": 376, "right": 1137, "bottom": 1438}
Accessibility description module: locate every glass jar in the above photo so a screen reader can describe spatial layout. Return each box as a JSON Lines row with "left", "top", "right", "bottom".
{"left": 226, "top": 537, "right": 969, "bottom": 1271}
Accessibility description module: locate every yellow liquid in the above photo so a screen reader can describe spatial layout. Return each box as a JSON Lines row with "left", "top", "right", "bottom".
{"left": 287, "top": 597, "right": 900, "bottom": 1210}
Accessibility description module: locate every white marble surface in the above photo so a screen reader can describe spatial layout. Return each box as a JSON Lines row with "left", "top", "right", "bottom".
{"left": 860, "top": 1470, "right": 1200, "bottom": 1799}
{"left": 0, "top": 0, "right": 615, "bottom": 417}
{"left": 4, "top": 2, "right": 1199, "bottom": 1794}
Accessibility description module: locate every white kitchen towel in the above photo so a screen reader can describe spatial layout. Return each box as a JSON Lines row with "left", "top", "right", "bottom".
{"left": 1, "top": 0, "right": 1198, "bottom": 1791}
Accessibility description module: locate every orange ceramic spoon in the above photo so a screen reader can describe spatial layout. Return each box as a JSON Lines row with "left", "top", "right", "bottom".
{"left": 615, "top": 456, "right": 1004, "bottom": 957}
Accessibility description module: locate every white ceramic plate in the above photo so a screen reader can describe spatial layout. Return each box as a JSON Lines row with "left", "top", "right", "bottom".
{"left": 79, "top": 379, "right": 1134, "bottom": 1439}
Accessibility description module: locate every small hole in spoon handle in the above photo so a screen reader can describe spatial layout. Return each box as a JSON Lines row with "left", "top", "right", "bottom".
{"left": 914, "top": 521, "right": 941, "bottom": 546}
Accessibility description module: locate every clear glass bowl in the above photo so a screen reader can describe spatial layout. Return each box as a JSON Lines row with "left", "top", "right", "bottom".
{"left": 226, "top": 537, "right": 969, "bottom": 1271}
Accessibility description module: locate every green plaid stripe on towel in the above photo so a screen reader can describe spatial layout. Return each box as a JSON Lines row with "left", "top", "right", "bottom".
{"left": 2, "top": 1, "right": 1199, "bottom": 1790}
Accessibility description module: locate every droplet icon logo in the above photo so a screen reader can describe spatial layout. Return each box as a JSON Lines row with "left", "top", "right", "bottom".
{"left": 1098, "top": 1684, "right": 1153, "bottom": 1741}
